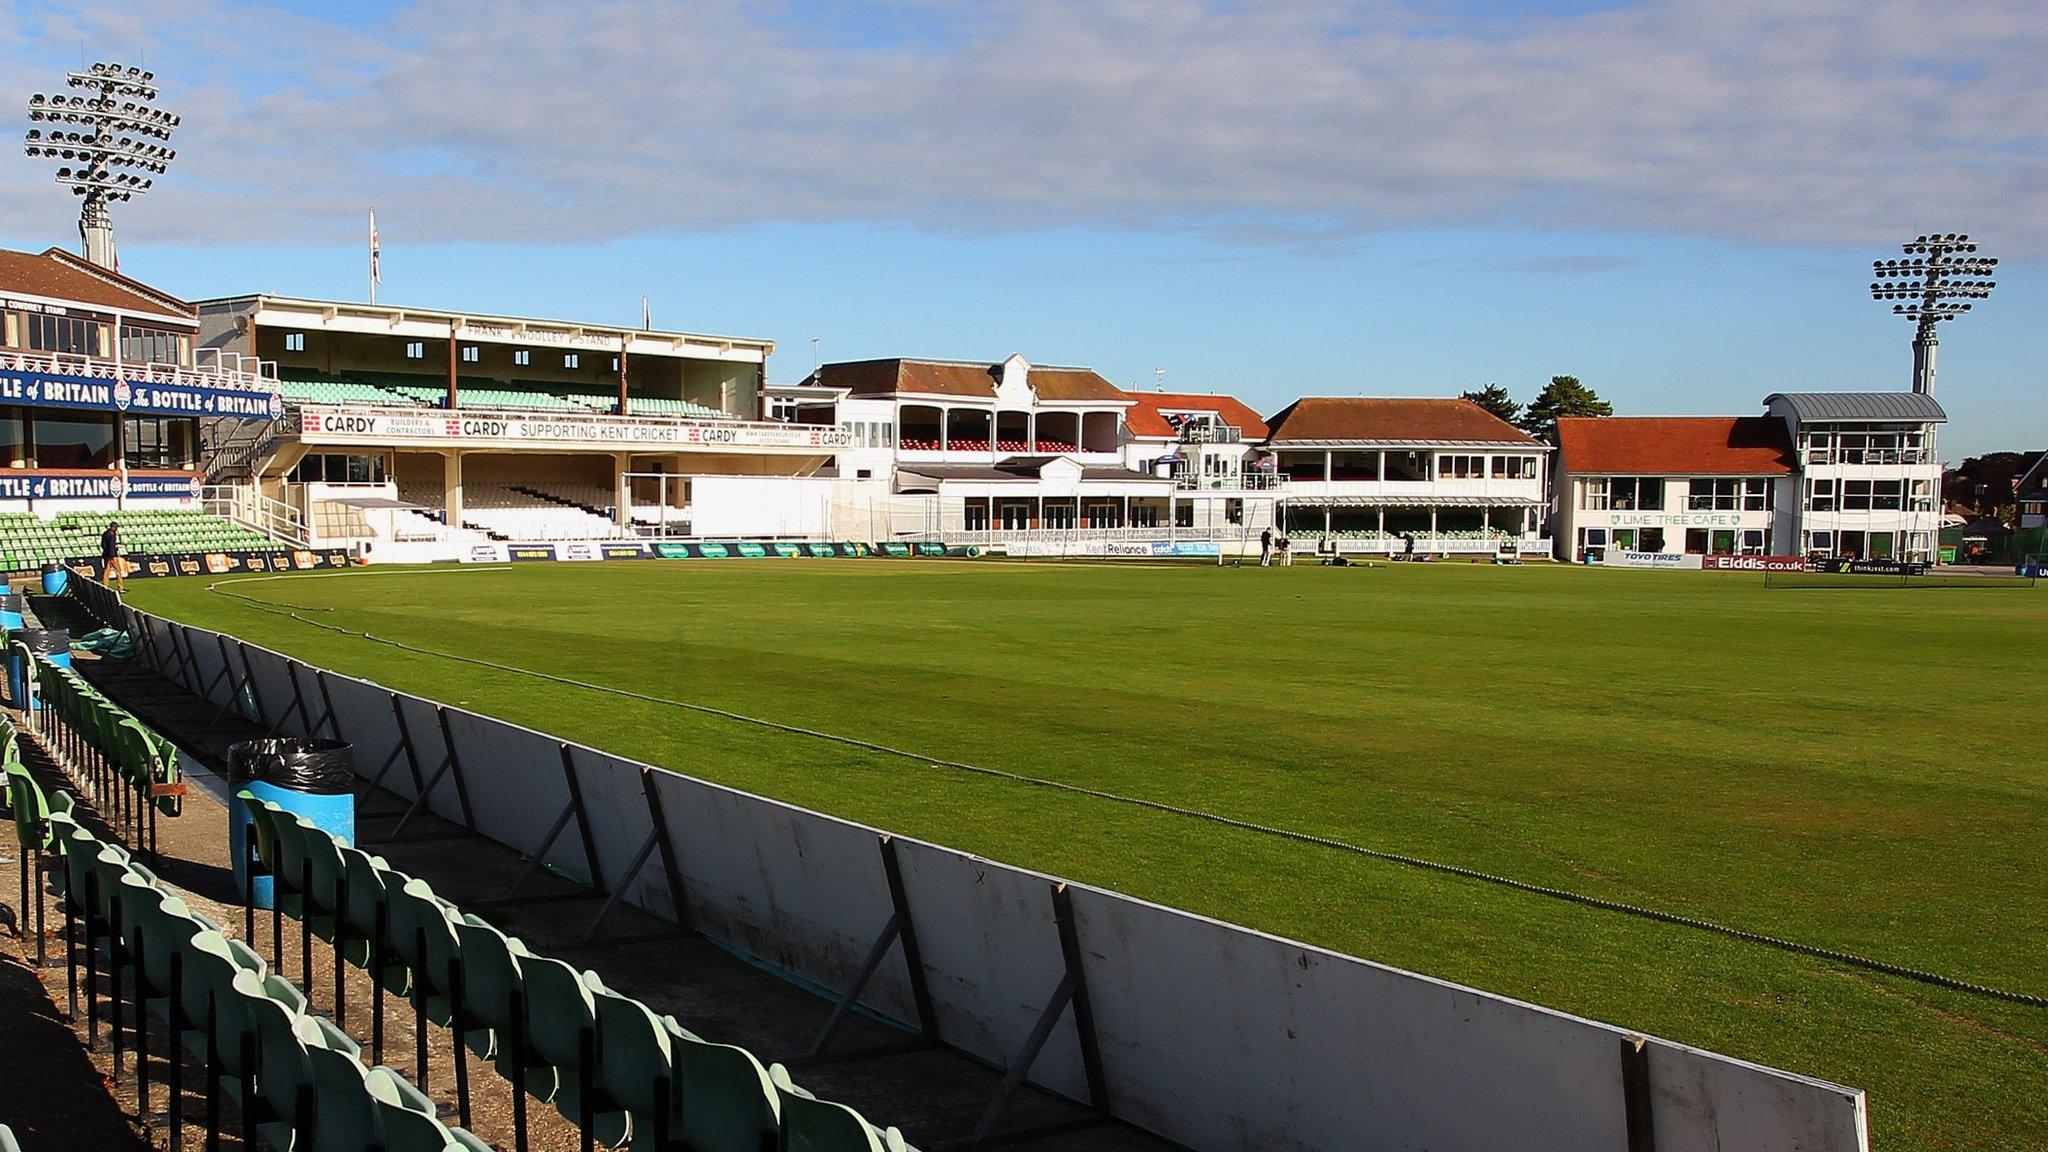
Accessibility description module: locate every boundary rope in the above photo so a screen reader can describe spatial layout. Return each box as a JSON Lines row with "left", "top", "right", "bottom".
{"left": 173, "top": 569, "right": 2048, "bottom": 1010}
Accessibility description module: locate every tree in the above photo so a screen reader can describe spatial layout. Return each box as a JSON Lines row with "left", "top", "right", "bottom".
{"left": 1518, "top": 375, "right": 1612, "bottom": 441}
{"left": 1942, "top": 450, "right": 2035, "bottom": 519}
{"left": 1460, "top": 384, "right": 1522, "bottom": 426}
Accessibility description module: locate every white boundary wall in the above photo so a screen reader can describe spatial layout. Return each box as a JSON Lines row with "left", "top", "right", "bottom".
{"left": 115, "top": 596, "right": 1869, "bottom": 1152}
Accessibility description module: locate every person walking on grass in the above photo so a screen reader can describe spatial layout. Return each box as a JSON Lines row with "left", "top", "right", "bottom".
{"left": 100, "top": 520, "right": 125, "bottom": 591}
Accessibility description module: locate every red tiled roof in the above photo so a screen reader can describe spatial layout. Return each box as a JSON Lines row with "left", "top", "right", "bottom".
{"left": 1556, "top": 416, "right": 1796, "bottom": 476}
{"left": 1122, "top": 391, "right": 1270, "bottom": 439}
{"left": 0, "top": 247, "right": 195, "bottom": 321}
{"left": 1262, "top": 397, "right": 1539, "bottom": 445}
{"left": 804, "top": 358, "right": 1124, "bottom": 401}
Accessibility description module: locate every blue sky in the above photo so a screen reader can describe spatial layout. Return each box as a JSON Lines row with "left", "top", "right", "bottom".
{"left": 2, "top": 0, "right": 2041, "bottom": 457}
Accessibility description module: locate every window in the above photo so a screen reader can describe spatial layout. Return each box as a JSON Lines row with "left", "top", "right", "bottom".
{"left": 1740, "top": 529, "right": 1768, "bottom": 555}
{"left": 1842, "top": 480, "right": 1903, "bottom": 511}
{"left": 1910, "top": 479, "right": 1934, "bottom": 512}
{"left": 1225, "top": 499, "right": 1243, "bottom": 525}
{"left": 611, "top": 357, "right": 620, "bottom": 372}
{"left": 25, "top": 312, "right": 102, "bottom": 356}
{"left": 1580, "top": 478, "right": 1610, "bottom": 510}
{"left": 1687, "top": 479, "right": 1739, "bottom": 511}
{"left": 1639, "top": 527, "right": 1666, "bottom": 552}
{"left": 123, "top": 415, "right": 195, "bottom": 469}
{"left": 289, "top": 453, "right": 389, "bottom": 484}
{"left": 1805, "top": 531, "right": 1834, "bottom": 554}
{"left": 283, "top": 332, "right": 306, "bottom": 352}
{"left": 1612, "top": 528, "right": 1638, "bottom": 550}
{"left": 32, "top": 411, "right": 116, "bottom": 468}
{"left": 122, "top": 325, "right": 185, "bottom": 364}
{"left": 1440, "top": 454, "right": 1485, "bottom": 479}
{"left": 963, "top": 504, "right": 990, "bottom": 531}
{"left": 1491, "top": 455, "right": 1538, "bottom": 480}
{"left": 563, "top": 353, "right": 580, "bottom": 369}
{"left": 460, "top": 345, "right": 480, "bottom": 363}
{"left": 1805, "top": 478, "right": 1835, "bottom": 512}
{"left": 1608, "top": 477, "right": 1664, "bottom": 510}
{"left": 1742, "top": 479, "right": 1771, "bottom": 511}
{"left": 514, "top": 349, "right": 530, "bottom": 366}
{"left": 405, "top": 341, "right": 425, "bottom": 359}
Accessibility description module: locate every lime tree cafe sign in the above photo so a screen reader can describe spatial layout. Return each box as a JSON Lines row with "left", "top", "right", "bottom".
{"left": 0, "top": 370, "right": 282, "bottom": 419}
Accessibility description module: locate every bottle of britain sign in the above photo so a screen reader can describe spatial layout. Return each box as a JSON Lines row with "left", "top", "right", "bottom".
{"left": 0, "top": 370, "right": 281, "bottom": 420}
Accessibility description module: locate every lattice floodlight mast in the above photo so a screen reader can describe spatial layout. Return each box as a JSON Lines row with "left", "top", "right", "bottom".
{"left": 1870, "top": 233, "right": 1997, "bottom": 396}
{"left": 24, "top": 62, "right": 180, "bottom": 271}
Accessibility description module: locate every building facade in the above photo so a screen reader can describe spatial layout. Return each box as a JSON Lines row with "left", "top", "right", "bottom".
{"left": 1554, "top": 416, "right": 1798, "bottom": 562}
{"left": 1556, "top": 392, "right": 1947, "bottom": 565}
{"left": 0, "top": 247, "right": 275, "bottom": 513}
{"left": 1264, "top": 397, "right": 1550, "bottom": 555}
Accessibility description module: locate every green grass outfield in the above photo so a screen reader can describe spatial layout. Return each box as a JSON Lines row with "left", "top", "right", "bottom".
{"left": 127, "top": 560, "right": 2048, "bottom": 1150}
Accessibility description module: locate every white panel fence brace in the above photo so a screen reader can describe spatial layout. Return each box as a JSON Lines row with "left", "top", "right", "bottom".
{"left": 72, "top": 574, "right": 1870, "bottom": 1152}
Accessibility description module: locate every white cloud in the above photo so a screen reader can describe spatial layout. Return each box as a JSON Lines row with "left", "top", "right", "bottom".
{"left": 4, "top": 0, "right": 2044, "bottom": 251}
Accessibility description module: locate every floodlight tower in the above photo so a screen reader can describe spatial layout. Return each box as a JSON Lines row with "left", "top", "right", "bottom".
{"left": 24, "top": 62, "right": 180, "bottom": 270}
{"left": 1870, "top": 233, "right": 1998, "bottom": 396}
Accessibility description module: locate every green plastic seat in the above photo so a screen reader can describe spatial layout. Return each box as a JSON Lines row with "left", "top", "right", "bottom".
{"left": 593, "top": 984, "right": 682, "bottom": 1142}
{"left": 670, "top": 1024, "right": 785, "bottom": 1152}
{"left": 773, "top": 1065, "right": 920, "bottom": 1152}
{"left": 454, "top": 915, "right": 541, "bottom": 1083}
{"left": 387, "top": 878, "right": 463, "bottom": 1030}
{"left": 338, "top": 845, "right": 412, "bottom": 994}
{"left": 306, "top": 1038, "right": 389, "bottom": 1152}
{"left": 367, "top": 1066, "right": 494, "bottom": 1152}
{"left": 520, "top": 955, "right": 630, "bottom": 1146}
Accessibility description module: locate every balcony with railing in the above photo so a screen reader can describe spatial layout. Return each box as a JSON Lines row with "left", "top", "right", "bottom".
{"left": 0, "top": 347, "right": 276, "bottom": 393}
{"left": 1170, "top": 469, "right": 1288, "bottom": 491}
{"left": 1178, "top": 423, "right": 1243, "bottom": 444}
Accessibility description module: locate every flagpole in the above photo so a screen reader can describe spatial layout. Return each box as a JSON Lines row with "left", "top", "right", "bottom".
{"left": 368, "top": 209, "right": 380, "bottom": 304}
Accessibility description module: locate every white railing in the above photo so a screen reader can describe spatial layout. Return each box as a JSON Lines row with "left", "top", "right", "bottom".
{"left": 0, "top": 347, "right": 276, "bottom": 393}
{"left": 202, "top": 483, "right": 309, "bottom": 546}
{"left": 940, "top": 525, "right": 1237, "bottom": 546}
{"left": 1172, "top": 471, "right": 1288, "bottom": 491}
{"left": 1178, "top": 424, "right": 1244, "bottom": 444}
{"left": 1293, "top": 531, "right": 1536, "bottom": 555}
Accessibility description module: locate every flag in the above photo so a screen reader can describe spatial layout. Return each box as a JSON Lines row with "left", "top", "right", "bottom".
{"left": 368, "top": 209, "right": 382, "bottom": 302}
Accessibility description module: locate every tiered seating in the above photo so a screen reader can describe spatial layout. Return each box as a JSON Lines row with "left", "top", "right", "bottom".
{"left": 0, "top": 511, "right": 284, "bottom": 570}
{"left": 276, "top": 367, "right": 417, "bottom": 407}
{"left": 32, "top": 659, "right": 183, "bottom": 857}
{"left": 899, "top": 438, "right": 941, "bottom": 451}
{"left": 277, "top": 366, "right": 743, "bottom": 421}
{"left": 626, "top": 395, "right": 732, "bottom": 420}
{"left": 9, "top": 766, "right": 501, "bottom": 1152}
{"left": 1033, "top": 439, "right": 1076, "bottom": 452}
{"left": 995, "top": 439, "right": 1030, "bottom": 453}
{"left": 462, "top": 485, "right": 631, "bottom": 540}
{"left": 236, "top": 793, "right": 920, "bottom": 1152}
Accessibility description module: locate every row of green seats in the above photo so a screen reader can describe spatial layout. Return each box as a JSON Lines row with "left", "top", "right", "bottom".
{"left": 247, "top": 797, "right": 916, "bottom": 1151}
{"left": 34, "top": 655, "right": 181, "bottom": 854}
{"left": 20, "top": 770, "right": 497, "bottom": 1151}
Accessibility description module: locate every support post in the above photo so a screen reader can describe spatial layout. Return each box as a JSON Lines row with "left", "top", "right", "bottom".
{"left": 1622, "top": 1035, "right": 1656, "bottom": 1152}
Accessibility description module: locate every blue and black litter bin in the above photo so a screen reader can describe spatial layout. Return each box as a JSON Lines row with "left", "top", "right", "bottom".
{"left": 0, "top": 594, "right": 25, "bottom": 632}
{"left": 229, "top": 737, "right": 355, "bottom": 909}
{"left": 7, "top": 627, "right": 69, "bottom": 710}
{"left": 39, "top": 562, "right": 68, "bottom": 596}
